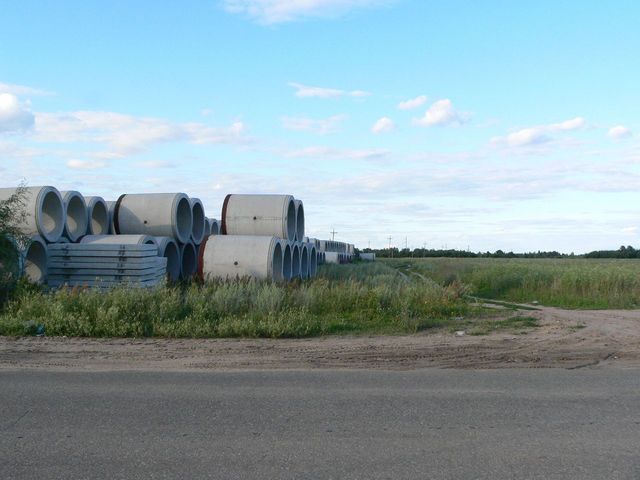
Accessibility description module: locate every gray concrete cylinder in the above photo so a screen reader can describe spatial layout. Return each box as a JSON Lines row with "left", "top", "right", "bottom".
{"left": 180, "top": 242, "right": 197, "bottom": 280}
{"left": 199, "top": 235, "right": 283, "bottom": 282}
{"left": 80, "top": 234, "right": 158, "bottom": 247}
{"left": 221, "top": 194, "right": 296, "bottom": 240}
{"left": 293, "top": 199, "right": 304, "bottom": 242}
{"left": 0, "top": 186, "right": 64, "bottom": 243}
{"left": 190, "top": 197, "right": 206, "bottom": 245}
{"left": 210, "top": 218, "right": 220, "bottom": 235}
{"left": 280, "top": 240, "right": 292, "bottom": 281}
{"left": 204, "top": 218, "right": 212, "bottom": 237}
{"left": 59, "top": 190, "right": 88, "bottom": 242}
{"left": 300, "top": 243, "right": 309, "bottom": 279}
{"left": 291, "top": 242, "right": 301, "bottom": 280}
{"left": 113, "top": 193, "right": 192, "bottom": 244}
{"left": 21, "top": 235, "right": 47, "bottom": 284}
{"left": 105, "top": 201, "right": 116, "bottom": 234}
{"left": 309, "top": 245, "right": 318, "bottom": 277}
{"left": 85, "top": 196, "right": 109, "bottom": 236}
{"left": 155, "top": 236, "right": 180, "bottom": 282}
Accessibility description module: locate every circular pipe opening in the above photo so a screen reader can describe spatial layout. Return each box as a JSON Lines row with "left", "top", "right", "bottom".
{"left": 295, "top": 202, "right": 305, "bottom": 243}
{"left": 285, "top": 199, "right": 296, "bottom": 241}
{"left": 39, "top": 189, "right": 64, "bottom": 242}
{"left": 300, "top": 244, "right": 309, "bottom": 279}
{"left": 272, "top": 241, "right": 283, "bottom": 282}
{"left": 291, "top": 244, "right": 300, "bottom": 280}
{"left": 282, "top": 243, "right": 292, "bottom": 281}
{"left": 24, "top": 238, "right": 47, "bottom": 284}
{"left": 211, "top": 220, "right": 219, "bottom": 235}
{"left": 191, "top": 200, "right": 205, "bottom": 244}
{"left": 174, "top": 196, "right": 193, "bottom": 244}
{"left": 65, "top": 194, "right": 88, "bottom": 241}
{"left": 89, "top": 200, "right": 109, "bottom": 235}
{"left": 180, "top": 243, "right": 197, "bottom": 280}
{"left": 309, "top": 246, "right": 317, "bottom": 277}
{"left": 163, "top": 241, "right": 181, "bottom": 282}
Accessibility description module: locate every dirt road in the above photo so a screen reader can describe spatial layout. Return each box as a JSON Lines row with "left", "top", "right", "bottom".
{"left": 1, "top": 305, "right": 639, "bottom": 371}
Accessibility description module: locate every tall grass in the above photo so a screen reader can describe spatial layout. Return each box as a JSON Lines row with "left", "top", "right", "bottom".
{"left": 385, "top": 257, "right": 640, "bottom": 309}
{"left": 0, "top": 262, "right": 471, "bottom": 338}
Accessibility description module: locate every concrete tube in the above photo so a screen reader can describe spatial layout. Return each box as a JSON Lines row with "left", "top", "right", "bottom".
{"left": 21, "top": 235, "right": 47, "bottom": 284}
{"left": 198, "top": 235, "right": 282, "bottom": 282}
{"left": 204, "top": 218, "right": 212, "bottom": 237}
{"left": 293, "top": 199, "right": 304, "bottom": 242}
{"left": 180, "top": 242, "right": 197, "bottom": 280}
{"left": 59, "top": 191, "right": 88, "bottom": 242}
{"left": 114, "top": 193, "right": 193, "bottom": 244}
{"left": 281, "top": 240, "right": 292, "bottom": 281}
{"left": 154, "top": 236, "right": 181, "bottom": 282}
{"left": 85, "top": 196, "right": 109, "bottom": 236}
{"left": 309, "top": 245, "right": 318, "bottom": 277}
{"left": 210, "top": 219, "right": 220, "bottom": 235}
{"left": 325, "top": 252, "right": 340, "bottom": 264}
{"left": 105, "top": 201, "right": 116, "bottom": 234}
{"left": 221, "top": 194, "right": 296, "bottom": 240}
{"left": 300, "top": 243, "right": 309, "bottom": 279}
{"left": 291, "top": 242, "right": 301, "bottom": 280}
{"left": 0, "top": 186, "right": 64, "bottom": 243}
{"left": 80, "top": 234, "right": 158, "bottom": 248}
{"left": 190, "top": 197, "right": 206, "bottom": 245}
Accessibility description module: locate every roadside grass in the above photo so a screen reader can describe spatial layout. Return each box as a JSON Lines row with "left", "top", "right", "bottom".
{"left": 0, "top": 262, "right": 477, "bottom": 338}
{"left": 384, "top": 257, "right": 640, "bottom": 309}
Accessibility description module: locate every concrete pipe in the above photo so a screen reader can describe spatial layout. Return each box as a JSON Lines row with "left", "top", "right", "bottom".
{"left": 221, "top": 194, "right": 296, "bottom": 240}
{"left": 300, "top": 243, "right": 310, "bottom": 279}
{"left": 210, "top": 219, "right": 220, "bottom": 235}
{"left": 204, "top": 218, "right": 212, "bottom": 237}
{"left": 0, "top": 186, "right": 64, "bottom": 243}
{"left": 104, "top": 201, "right": 116, "bottom": 234}
{"left": 280, "top": 240, "right": 292, "bottom": 281}
{"left": 325, "top": 252, "right": 340, "bottom": 264}
{"left": 21, "top": 235, "right": 48, "bottom": 284}
{"left": 198, "top": 235, "right": 283, "bottom": 282}
{"left": 113, "top": 193, "right": 193, "bottom": 244}
{"left": 291, "top": 242, "right": 301, "bottom": 280}
{"left": 154, "top": 236, "right": 180, "bottom": 282}
{"left": 180, "top": 242, "right": 197, "bottom": 280}
{"left": 59, "top": 191, "right": 88, "bottom": 242}
{"left": 85, "top": 196, "right": 109, "bottom": 236}
{"left": 80, "top": 234, "right": 158, "bottom": 248}
{"left": 309, "top": 245, "right": 318, "bottom": 277}
{"left": 293, "top": 199, "right": 304, "bottom": 242}
{"left": 190, "top": 197, "right": 206, "bottom": 245}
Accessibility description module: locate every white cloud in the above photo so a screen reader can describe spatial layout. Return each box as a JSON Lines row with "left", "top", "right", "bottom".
{"left": 608, "top": 125, "right": 632, "bottom": 139}
{"left": 492, "top": 117, "right": 587, "bottom": 147}
{"left": 0, "top": 93, "right": 35, "bottom": 133}
{"left": 34, "top": 111, "right": 247, "bottom": 154}
{"left": 66, "top": 159, "right": 107, "bottom": 170}
{"left": 223, "top": 0, "right": 388, "bottom": 24}
{"left": 288, "top": 82, "right": 370, "bottom": 99}
{"left": 371, "top": 116, "right": 395, "bottom": 134}
{"left": 0, "top": 82, "right": 51, "bottom": 96}
{"left": 136, "top": 160, "right": 177, "bottom": 169}
{"left": 413, "top": 99, "right": 469, "bottom": 127}
{"left": 397, "top": 95, "right": 427, "bottom": 110}
{"left": 282, "top": 115, "right": 345, "bottom": 134}
{"left": 285, "top": 145, "right": 390, "bottom": 161}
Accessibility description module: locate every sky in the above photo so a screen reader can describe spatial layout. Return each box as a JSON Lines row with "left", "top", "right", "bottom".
{"left": 1, "top": 0, "right": 639, "bottom": 252}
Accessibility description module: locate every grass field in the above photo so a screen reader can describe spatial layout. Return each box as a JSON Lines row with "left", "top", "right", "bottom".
{"left": 0, "top": 262, "right": 476, "bottom": 338}
{"left": 385, "top": 257, "right": 640, "bottom": 309}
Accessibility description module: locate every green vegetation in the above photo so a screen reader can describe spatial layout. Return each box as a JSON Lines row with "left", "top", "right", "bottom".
{"left": 0, "top": 184, "right": 28, "bottom": 304}
{"left": 0, "top": 262, "right": 476, "bottom": 338}
{"left": 385, "top": 257, "right": 640, "bottom": 309}
{"left": 455, "top": 315, "right": 539, "bottom": 336}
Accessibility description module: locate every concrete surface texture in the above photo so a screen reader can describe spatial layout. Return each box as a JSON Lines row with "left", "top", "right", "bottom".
{"left": 222, "top": 194, "right": 296, "bottom": 240}
{"left": 84, "top": 196, "right": 109, "bottom": 236}
{"left": 1, "top": 368, "right": 639, "bottom": 480}
{"left": 0, "top": 186, "right": 65, "bottom": 243}
{"left": 59, "top": 190, "right": 88, "bottom": 242}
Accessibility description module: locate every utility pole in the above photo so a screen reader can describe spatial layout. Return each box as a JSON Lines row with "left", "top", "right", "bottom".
{"left": 388, "top": 236, "right": 393, "bottom": 258}
{"left": 330, "top": 229, "right": 337, "bottom": 241}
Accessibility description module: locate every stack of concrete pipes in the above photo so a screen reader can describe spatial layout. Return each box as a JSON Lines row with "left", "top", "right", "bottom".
{"left": 199, "top": 194, "right": 318, "bottom": 282}
{"left": 317, "top": 240, "right": 355, "bottom": 264}
{"left": 0, "top": 186, "right": 221, "bottom": 287}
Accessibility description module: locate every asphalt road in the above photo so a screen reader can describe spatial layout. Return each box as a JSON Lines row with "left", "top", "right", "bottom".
{"left": 1, "top": 368, "right": 639, "bottom": 479}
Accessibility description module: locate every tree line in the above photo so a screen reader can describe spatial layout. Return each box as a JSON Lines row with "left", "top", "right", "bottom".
{"left": 360, "top": 246, "right": 640, "bottom": 259}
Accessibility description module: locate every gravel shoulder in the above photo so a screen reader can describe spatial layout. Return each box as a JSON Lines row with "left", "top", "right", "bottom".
{"left": 1, "top": 305, "right": 639, "bottom": 371}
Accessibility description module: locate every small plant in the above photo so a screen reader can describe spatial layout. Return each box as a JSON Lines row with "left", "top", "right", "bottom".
{"left": 0, "top": 182, "right": 29, "bottom": 304}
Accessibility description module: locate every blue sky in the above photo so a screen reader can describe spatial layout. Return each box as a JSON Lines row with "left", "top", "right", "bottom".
{"left": 1, "top": 0, "right": 639, "bottom": 252}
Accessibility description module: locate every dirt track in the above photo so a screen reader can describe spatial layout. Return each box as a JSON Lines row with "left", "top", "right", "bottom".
{"left": 1, "top": 305, "right": 639, "bottom": 371}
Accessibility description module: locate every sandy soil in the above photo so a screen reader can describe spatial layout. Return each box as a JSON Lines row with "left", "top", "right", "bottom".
{"left": 1, "top": 305, "right": 639, "bottom": 371}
